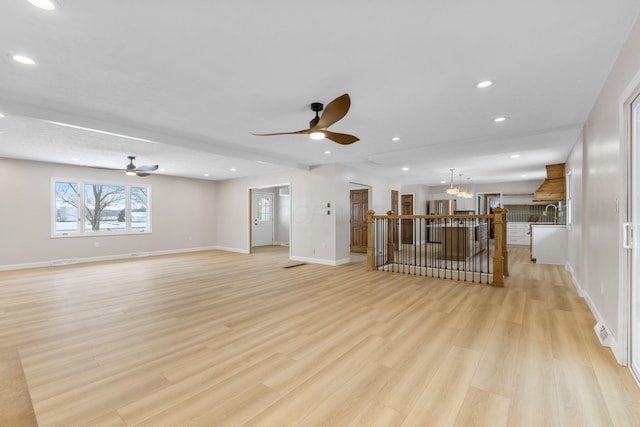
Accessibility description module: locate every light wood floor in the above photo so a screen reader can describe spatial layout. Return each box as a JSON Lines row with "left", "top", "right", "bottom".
{"left": 1, "top": 246, "right": 639, "bottom": 426}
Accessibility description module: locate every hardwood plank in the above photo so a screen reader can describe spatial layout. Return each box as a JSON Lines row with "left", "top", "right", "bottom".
{"left": 553, "top": 359, "right": 614, "bottom": 426}
{"left": 453, "top": 386, "right": 510, "bottom": 427}
{"left": 401, "top": 345, "right": 481, "bottom": 426}
{"left": 0, "top": 245, "right": 634, "bottom": 426}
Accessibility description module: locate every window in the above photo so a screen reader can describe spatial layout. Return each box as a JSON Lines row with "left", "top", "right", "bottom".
{"left": 52, "top": 179, "right": 151, "bottom": 236}
{"left": 256, "top": 194, "right": 272, "bottom": 221}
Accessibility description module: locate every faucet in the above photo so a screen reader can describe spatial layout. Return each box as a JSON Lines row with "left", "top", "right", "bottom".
{"left": 543, "top": 203, "right": 558, "bottom": 224}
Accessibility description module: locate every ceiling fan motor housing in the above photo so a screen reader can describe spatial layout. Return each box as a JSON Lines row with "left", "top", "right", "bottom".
{"left": 310, "top": 102, "right": 323, "bottom": 128}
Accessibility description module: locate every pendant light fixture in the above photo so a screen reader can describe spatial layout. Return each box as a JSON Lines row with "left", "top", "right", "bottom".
{"left": 446, "top": 169, "right": 458, "bottom": 195}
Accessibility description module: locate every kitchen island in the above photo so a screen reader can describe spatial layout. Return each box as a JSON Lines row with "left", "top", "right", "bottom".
{"left": 530, "top": 223, "right": 567, "bottom": 265}
{"left": 441, "top": 222, "right": 488, "bottom": 261}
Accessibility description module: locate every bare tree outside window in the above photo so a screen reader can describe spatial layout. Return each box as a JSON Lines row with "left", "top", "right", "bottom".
{"left": 131, "top": 186, "right": 148, "bottom": 230}
{"left": 55, "top": 182, "right": 79, "bottom": 232}
{"left": 84, "top": 184, "right": 126, "bottom": 231}
{"left": 53, "top": 180, "right": 151, "bottom": 235}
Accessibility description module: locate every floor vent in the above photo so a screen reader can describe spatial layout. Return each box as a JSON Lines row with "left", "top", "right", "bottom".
{"left": 594, "top": 321, "right": 612, "bottom": 347}
{"left": 283, "top": 263, "right": 307, "bottom": 269}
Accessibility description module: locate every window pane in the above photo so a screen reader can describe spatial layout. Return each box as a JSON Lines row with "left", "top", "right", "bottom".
{"left": 84, "top": 184, "right": 126, "bottom": 232}
{"left": 55, "top": 181, "right": 79, "bottom": 233}
{"left": 131, "top": 186, "right": 149, "bottom": 231}
{"left": 258, "top": 196, "right": 271, "bottom": 221}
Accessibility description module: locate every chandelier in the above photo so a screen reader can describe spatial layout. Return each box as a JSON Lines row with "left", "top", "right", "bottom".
{"left": 445, "top": 169, "right": 473, "bottom": 198}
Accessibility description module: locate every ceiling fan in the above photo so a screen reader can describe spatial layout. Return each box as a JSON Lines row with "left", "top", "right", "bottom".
{"left": 125, "top": 156, "right": 158, "bottom": 177}
{"left": 252, "top": 93, "right": 359, "bottom": 145}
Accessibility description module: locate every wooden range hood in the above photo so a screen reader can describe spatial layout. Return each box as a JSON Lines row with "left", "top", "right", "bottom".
{"left": 533, "top": 163, "right": 566, "bottom": 201}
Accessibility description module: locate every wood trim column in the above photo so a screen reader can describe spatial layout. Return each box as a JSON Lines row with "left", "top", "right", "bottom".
{"left": 366, "top": 210, "right": 375, "bottom": 271}
{"left": 386, "top": 210, "right": 395, "bottom": 265}
{"left": 502, "top": 208, "right": 509, "bottom": 277}
{"left": 491, "top": 207, "right": 505, "bottom": 287}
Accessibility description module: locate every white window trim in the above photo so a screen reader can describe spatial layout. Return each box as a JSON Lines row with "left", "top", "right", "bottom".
{"left": 51, "top": 177, "right": 152, "bottom": 238}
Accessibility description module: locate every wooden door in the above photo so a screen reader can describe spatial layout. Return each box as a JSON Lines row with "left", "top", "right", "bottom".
{"left": 401, "top": 194, "right": 414, "bottom": 244}
{"left": 391, "top": 190, "right": 399, "bottom": 248}
{"left": 350, "top": 189, "right": 368, "bottom": 253}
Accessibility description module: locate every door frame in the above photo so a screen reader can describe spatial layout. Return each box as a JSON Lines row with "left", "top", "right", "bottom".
{"left": 622, "top": 77, "right": 640, "bottom": 378}
{"left": 349, "top": 183, "right": 371, "bottom": 253}
{"left": 248, "top": 183, "right": 292, "bottom": 255}
{"left": 619, "top": 68, "right": 640, "bottom": 376}
{"left": 347, "top": 181, "right": 373, "bottom": 254}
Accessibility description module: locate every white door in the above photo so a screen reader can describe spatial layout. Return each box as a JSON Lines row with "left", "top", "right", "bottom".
{"left": 630, "top": 93, "right": 640, "bottom": 381}
{"left": 253, "top": 191, "right": 274, "bottom": 246}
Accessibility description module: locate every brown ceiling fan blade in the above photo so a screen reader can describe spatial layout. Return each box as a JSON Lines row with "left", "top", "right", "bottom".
{"left": 135, "top": 164, "right": 159, "bottom": 172}
{"left": 136, "top": 172, "right": 151, "bottom": 177}
{"left": 316, "top": 93, "right": 351, "bottom": 129}
{"left": 252, "top": 129, "right": 311, "bottom": 137}
{"left": 324, "top": 130, "right": 359, "bottom": 145}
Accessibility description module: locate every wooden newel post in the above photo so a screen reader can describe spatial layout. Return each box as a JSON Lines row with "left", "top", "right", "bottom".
{"left": 366, "top": 210, "right": 376, "bottom": 271}
{"left": 501, "top": 208, "right": 509, "bottom": 277}
{"left": 386, "top": 210, "right": 395, "bottom": 265}
{"left": 491, "top": 208, "right": 506, "bottom": 287}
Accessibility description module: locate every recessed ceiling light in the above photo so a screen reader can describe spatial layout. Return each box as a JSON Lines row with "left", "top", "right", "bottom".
{"left": 27, "top": 0, "right": 56, "bottom": 10}
{"left": 441, "top": 180, "right": 447, "bottom": 184}
{"left": 324, "top": 150, "right": 331, "bottom": 155}
{"left": 511, "top": 154, "right": 520, "bottom": 159}
{"left": 0, "top": 113, "right": 5, "bottom": 118}
{"left": 494, "top": 116, "right": 507, "bottom": 123}
{"left": 402, "top": 167, "right": 409, "bottom": 171}
{"left": 204, "top": 173, "right": 209, "bottom": 177}
{"left": 477, "top": 80, "right": 493, "bottom": 89}
{"left": 159, "top": 168, "right": 166, "bottom": 172}
{"left": 70, "top": 157, "right": 79, "bottom": 161}
{"left": 12, "top": 55, "right": 36, "bottom": 65}
{"left": 230, "top": 168, "right": 236, "bottom": 172}
{"left": 521, "top": 174, "right": 528, "bottom": 177}
{"left": 392, "top": 137, "right": 401, "bottom": 142}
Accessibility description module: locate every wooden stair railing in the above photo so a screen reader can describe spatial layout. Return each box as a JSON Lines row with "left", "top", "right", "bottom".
{"left": 366, "top": 209, "right": 508, "bottom": 286}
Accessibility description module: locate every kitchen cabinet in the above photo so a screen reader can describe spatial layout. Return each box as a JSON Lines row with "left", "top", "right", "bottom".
{"left": 507, "top": 222, "right": 530, "bottom": 246}
{"left": 455, "top": 196, "right": 475, "bottom": 211}
{"left": 441, "top": 223, "right": 488, "bottom": 260}
{"left": 530, "top": 224, "right": 567, "bottom": 265}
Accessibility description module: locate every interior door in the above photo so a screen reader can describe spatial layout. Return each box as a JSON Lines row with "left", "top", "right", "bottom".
{"left": 630, "top": 93, "right": 640, "bottom": 381}
{"left": 252, "top": 191, "right": 274, "bottom": 246}
{"left": 350, "top": 189, "right": 368, "bottom": 253}
{"left": 391, "top": 190, "right": 399, "bottom": 249}
{"left": 401, "top": 194, "right": 414, "bottom": 244}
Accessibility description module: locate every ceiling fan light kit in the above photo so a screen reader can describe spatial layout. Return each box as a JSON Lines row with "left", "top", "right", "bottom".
{"left": 125, "top": 156, "right": 158, "bottom": 177}
{"left": 252, "top": 93, "right": 359, "bottom": 145}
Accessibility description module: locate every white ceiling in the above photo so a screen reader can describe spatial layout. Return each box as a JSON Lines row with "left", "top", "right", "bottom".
{"left": 1, "top": 1, "right": 639, "bottom": 185}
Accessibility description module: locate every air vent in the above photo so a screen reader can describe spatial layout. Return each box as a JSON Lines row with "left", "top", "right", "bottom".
{"left": 594, "top": 321, "right": 612, "bottom": 347}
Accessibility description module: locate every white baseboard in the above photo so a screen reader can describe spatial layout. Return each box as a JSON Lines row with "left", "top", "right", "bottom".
{"left": 565, "top": 260, "right": 626, "bottom": 365}
{"left": 290, "top": 256, "right": 343, "bottom": 266}
{"left": 0, "top": 245, "right": 231, "bottom": 271}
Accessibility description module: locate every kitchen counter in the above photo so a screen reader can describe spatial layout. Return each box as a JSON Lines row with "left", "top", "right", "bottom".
{"left": 530, "top": 224, "right": 567, "bottom": 265}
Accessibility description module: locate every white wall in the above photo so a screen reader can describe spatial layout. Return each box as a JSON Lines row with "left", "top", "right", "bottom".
{"left": 274, "top": 185, "right": 290, "bottom": 245}
{"left": 0, "top": 158, "right": 218, "bottom": 269}
{"left": 214, "top": 164, "right": 398, "bottom": 265}
{"left": 572, "top": 14, "right": 640, "bottom": 363}
{"left": 566, "top": 133, "right": 584, "bottom": 294}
